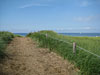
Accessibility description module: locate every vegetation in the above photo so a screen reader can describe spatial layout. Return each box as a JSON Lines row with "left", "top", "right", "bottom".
{"left": 14, "top": 34, "right": 22, "bottom": 37}
{"left": 57, "top": 34, "right": 100, "bottom": 56}
{"left": 27, "top": 30, "right": 100, "bottom": 75}
{"left": 0, "top": 31, "right": 15, "bottom": 59}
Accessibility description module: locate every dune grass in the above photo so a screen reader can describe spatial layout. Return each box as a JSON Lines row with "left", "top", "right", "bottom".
{"left": 56, "top": 35, "right": 100, "bottom": 56}
{"left": 27, "top": 30, "right": 100, "bottom": 75}
{"left": 0, "top": 31, "right": 15, "bottom": 59}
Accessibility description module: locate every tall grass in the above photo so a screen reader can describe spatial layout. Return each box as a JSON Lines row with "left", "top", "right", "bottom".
{"left": 0, "top": 31, "right": 14, "bottom": 59}
{"left": 27, "top": 30, "right": 100, "bottom": 75}
{"left": 56, "top": 35, "right": 100, "bottom": 56}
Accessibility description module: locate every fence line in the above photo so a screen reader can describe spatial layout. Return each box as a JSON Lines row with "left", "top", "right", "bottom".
{"left": 40, "top": 33, "right": 72, "bottom": 44}
{"left": 77, "top": 46, "right": 100, "bottom": 58}
{"left": 39, "top": 33, "right": 100, "bottom": 58}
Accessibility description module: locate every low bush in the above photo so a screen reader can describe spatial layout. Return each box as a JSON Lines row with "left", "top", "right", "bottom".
{"left": 0, "top": 31, "right": 14, "bottom": 59}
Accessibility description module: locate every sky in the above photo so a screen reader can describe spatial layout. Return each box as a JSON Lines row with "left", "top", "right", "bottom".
{"left": 0, "top": 0, "right": 100, "bottom": 33}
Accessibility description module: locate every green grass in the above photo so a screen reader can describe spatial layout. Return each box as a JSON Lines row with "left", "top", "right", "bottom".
{"left": 56, "top": 35, "right": 100, "bottom": 56}
{"left": 14, "top": 34, "right": 23, "bottom": 37}
{"left": 0, "top": 31, "right": 15, "bottom": 59}
{"left": 27, "top": 30, "right": 100, "bottom": 75}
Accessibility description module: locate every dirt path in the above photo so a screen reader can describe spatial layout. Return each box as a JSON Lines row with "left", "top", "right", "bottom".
{"left": 0, "top": 37, "right": 78, "bottom": 75}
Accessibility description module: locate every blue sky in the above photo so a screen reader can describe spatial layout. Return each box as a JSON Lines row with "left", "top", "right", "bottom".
{"left": 0, "top": 0, "right": 100, "bottom": 33}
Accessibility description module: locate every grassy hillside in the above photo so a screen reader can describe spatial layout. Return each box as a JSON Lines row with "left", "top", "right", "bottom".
{"left": 27, "top": 30, "right": 100, "bottom": 75}
{"left": 0, "top": 31, "right": 15, "bottom": 59}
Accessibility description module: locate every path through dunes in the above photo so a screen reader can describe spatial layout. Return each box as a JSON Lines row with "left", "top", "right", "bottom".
{"left": 0, "top": 37, "right": 78, "bottom": 75}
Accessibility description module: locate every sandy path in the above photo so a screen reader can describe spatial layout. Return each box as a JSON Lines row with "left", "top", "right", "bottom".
{"left": 0, "top": 37, "right": 78, "bottom": 75}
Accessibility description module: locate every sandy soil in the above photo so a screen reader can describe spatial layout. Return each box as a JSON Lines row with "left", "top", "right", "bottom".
{"left": 0, "top": 37, "right": 78, "bottom": 75}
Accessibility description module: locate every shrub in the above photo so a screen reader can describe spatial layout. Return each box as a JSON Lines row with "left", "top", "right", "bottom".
{"left": 0, "top": 31, "right": 14, "bottom": 59}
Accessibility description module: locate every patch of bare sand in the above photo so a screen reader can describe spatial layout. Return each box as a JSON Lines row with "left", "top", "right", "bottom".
{"left": 0, "top": 37, "right": 79, "bottom": 75}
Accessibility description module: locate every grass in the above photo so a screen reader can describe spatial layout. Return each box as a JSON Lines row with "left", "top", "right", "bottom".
{"left": 14, "top": 34, "right": 23, "bottom": 37}
{"left": 27, "top": 30, "right": 100, "bottom": 75}
{"left": 57, "top": 35, "right": 100, "bottom": 56}
{"left": 0, "top": 31, "right": 15, "bottom": 59}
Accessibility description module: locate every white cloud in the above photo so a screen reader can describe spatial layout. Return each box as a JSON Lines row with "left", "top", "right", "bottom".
{"left": 82, "top": 27, "right": 92, "bottom": 30}
{"left": 55, "top": 27, "right": 92, "bottom": 31}
{"left": 56, "top": 28, "right": 74, "bottom": 31}
{"left": 74, "top": 16, "right": 94, "bottom": 22}
{"left": 19, "top": 3, "right": 49, "bottom": 8}
{"left": 74, "top": 14, "right": 100, "bottom": 22}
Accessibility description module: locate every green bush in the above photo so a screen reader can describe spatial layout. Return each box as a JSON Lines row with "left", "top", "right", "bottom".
{"left": 27, "top": 30, "right": 100, "bottom": 75}
{"left": 14, "top": 34, "right": 22, "bottom": 37}
{"left": 0, "top": 31, "right": 14, "bottom": 59}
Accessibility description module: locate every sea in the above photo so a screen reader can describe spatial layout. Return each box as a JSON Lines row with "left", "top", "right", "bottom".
{"left": 14, "top": 33, "right": 28, "bottom": 36}
{"left": 14, "top": 33, "right": 100, "bottom": 37}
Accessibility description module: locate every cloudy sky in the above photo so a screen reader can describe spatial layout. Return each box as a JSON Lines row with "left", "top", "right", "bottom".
{"left": 0, "top": 0, "right": 100, "bottom": 33}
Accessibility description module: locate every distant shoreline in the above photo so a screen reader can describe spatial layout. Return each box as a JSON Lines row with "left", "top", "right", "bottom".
{"left": 14, "top": 33, "right": 100, "bottom": 37}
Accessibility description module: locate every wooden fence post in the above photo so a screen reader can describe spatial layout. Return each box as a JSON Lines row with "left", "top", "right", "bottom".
{"left": 73, "top": 42, "right": 76, "bottom": 54}
{"left": 45, "top": 33, "right": 48, "bottom": 38}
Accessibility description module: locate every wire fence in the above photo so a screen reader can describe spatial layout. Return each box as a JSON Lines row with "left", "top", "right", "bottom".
{"left": 40, "top": 33, "right": 100, "bottom": 58}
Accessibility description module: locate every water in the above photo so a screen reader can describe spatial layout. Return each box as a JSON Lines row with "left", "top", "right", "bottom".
{"left": 14, "top": 33, "right": 100, "bottom": 37}
{"left": 14, "top": 33, "right": 28, "bottom": 36}
{"left": 59, "top": 33, "right": 100, "bottom": 37}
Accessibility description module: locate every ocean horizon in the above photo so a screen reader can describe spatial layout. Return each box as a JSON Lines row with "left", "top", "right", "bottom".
{"left": 14, "top": 33, "right": 100, "bottom": 37}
